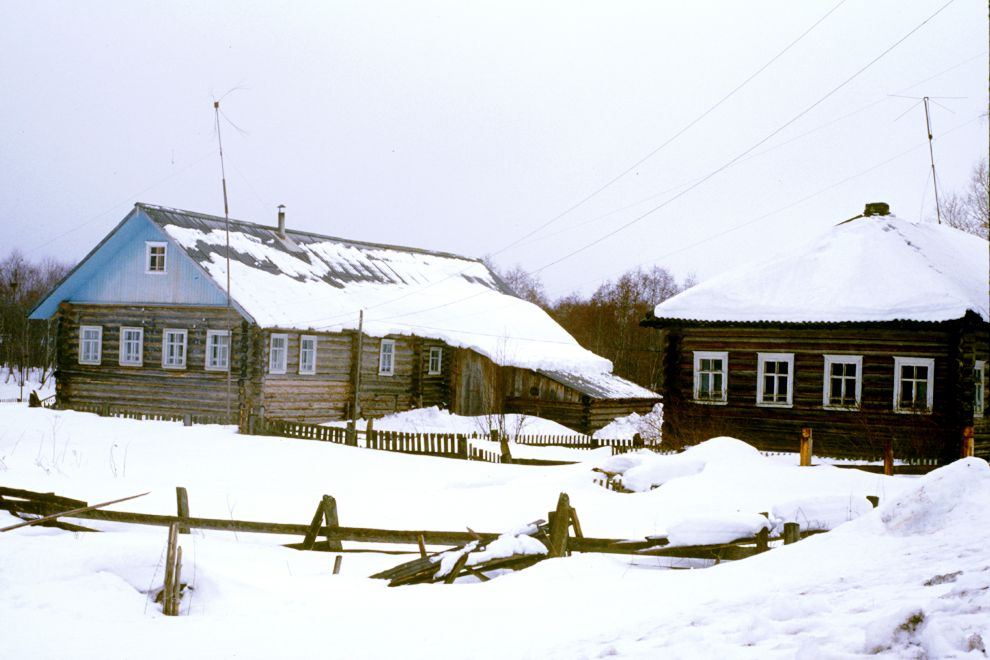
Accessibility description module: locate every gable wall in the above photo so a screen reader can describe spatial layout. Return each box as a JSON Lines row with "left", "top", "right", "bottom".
{"left": 33, "top": 211, "right": 228, "bottom": 321}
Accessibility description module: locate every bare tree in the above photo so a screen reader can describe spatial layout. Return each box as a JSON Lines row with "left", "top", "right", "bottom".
{"left": 0, "top": 250, "right": 72, "bottom": 390}
{"left": 941, "top": 158, "right": 988, "bottom": 239}
{"left": 485, "top": 258, "right": 548, "bottom": 307}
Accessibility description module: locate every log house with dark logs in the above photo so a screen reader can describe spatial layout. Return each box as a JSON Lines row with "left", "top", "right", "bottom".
{"left": 642, "top": 203, "right": 989, "bottom": 461}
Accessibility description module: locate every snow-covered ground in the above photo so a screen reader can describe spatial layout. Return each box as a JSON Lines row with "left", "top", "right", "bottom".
{"left": 1, "top": 402, "right": 987, "bottom": 659}
{"left": 0, "top": 366, "right": 54, "bottom": 402}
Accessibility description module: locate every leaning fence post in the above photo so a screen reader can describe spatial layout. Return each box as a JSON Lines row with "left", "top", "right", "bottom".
{"left": 175, "top": 486, "right": 190, "bottom": 534}
{"left": 799, "top": 428, "right": 813, "bottom": 466}
{"left": 961, "top": 426, "right": 974, "bottom": 458}
{"left": 883, "top": 438, "right": 894, "bottom": 476}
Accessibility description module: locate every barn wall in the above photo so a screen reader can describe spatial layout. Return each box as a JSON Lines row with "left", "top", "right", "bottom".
{"left": 55, "top": 303, "right": 251, "bottom": 422}
{"left": 658, "top": 319, "right": 988, "bottom": 460}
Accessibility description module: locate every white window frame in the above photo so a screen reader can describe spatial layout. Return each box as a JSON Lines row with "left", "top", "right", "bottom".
{"left": 973, "top": 360, "right": 985, "bottom": 418}
{"left": 428, "top": 346, "right": 442, "bottom": 375}
{"left": 757, "top": 352, "right": 794, "bottom": 408}
{"left": 893, "top": 356, "right": 934, "bottom": 414}
{"left": 162, "top": 328, "right": 188, "bottom": 369}
{"left": 119, "top": 326, "right": 144, "bottom": 367}
{"left": 145, "top": 241, "right": 168, "bottom": 274}
{"left": 693, "top": 351, "right": 728, "bottom": 404}
{"left": 205, "top": 329, "right": 230, "bottom": 372}
{"left": 379, "top": 339, "right": 396, "bottom": 376}
{"left": 79, "top": 325, "right": 102, "bottom": 365}
{"left": 299, "top": 335, "right": 317, "bottom": 375}
{"left": 269, "top": 333, "right": 288, "bottom": 374}
{"left": 822, "top": 354, "right": 862, "bottom": 410}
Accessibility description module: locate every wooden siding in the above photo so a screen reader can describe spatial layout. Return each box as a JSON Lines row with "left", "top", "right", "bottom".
{"left": 55, "top": 303, "right": 251, "bottom": 422}
{"left": 258, "top": 330, "right": 354, "bottom": 423}
{"left": 656, "top": 316, "right": 989, "bottom": 460}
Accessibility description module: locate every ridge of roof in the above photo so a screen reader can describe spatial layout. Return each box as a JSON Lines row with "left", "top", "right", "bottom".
{"left": 136, "top": 202, "right": 486, "bottom": 264}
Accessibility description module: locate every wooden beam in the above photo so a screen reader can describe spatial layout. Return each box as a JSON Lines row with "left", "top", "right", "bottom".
{"left": 0, "top": 491, "right": 150, "bottom": 533}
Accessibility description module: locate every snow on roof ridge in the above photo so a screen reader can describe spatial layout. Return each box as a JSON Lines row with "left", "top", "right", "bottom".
{"left": 652, "top": 211, "right": 989, "bottom": 324}
{"left": 138, "top": 202, "right": 486, "bottom": 264}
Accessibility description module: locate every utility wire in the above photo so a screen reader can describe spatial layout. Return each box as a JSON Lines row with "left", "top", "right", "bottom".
{"left": 491, "top": 0, "right": 849, "bottom": 258}
{"left": 531, "top": 0, "right": 958, "bottom": 276}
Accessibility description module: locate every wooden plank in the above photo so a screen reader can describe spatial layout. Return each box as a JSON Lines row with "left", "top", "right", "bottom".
{"left": 0, "top": 491, "right": 150, "bottom": 532}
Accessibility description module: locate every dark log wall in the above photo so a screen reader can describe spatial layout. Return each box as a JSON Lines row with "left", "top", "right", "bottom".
{"left": 55, "top": 303, "right": 253, "bottom": 422}
{"left": 450, "top": 349, "right": 499, "bottom": 416}
{"left": 657, "top": 316, "right": 989, "bottom": 460}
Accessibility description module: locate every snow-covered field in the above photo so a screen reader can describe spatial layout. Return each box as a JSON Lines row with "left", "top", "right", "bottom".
{"left": 1, "top": 401, "right": 988, "bottom": 659}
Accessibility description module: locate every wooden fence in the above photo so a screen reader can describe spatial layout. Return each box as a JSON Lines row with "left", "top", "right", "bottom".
{"left": 367, "top": 429, "right": 467, "bottom": 459}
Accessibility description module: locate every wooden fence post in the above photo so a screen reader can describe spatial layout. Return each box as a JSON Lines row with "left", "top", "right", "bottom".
{"left": 175, "top": 486, "right": 190, "bottom": 534}
{"left": 883, "top": 438, "right": 894, "bottom": 476}
{"left": 366, "top": 418, "right": 375, "bottom": 449}
{"left": 961, "top": 426, "right": 974, "bottom": 458}
{"left": 493, "top": 428, "right": 513, "bottom": 464}
{"left": 333, "top": 555, "right": 343, "bottom": 575}
{"left": 783, "top": 522, "right": 800, "bottom": 545}
{"left": 456, "top": 434, "right": 468, "bottom": 460}
{"left": 548, "top": 493, "right": 571, "bottom": 558}
{"left": 799, "top": 428, "right": 813, "bottom": 466}
{"left": 346, "top": 420, "right": 356, "bottom": 447}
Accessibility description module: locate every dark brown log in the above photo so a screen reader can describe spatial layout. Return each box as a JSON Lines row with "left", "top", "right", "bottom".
{"left": 548, "top": 492, "right": 571, "bottom": 558}
{"left": 175, "top": 487, "right": 190, "bottom": 534}
{"left": 0, "top": 491, "right": 150, "bottom": 533}
{"left": 444, "top": 552, "right": 470, "bottom": 584}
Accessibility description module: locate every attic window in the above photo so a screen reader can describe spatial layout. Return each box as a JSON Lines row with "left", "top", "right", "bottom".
{"left": 693, "top": 351, "right": 727, "bottom": 404}
{"left": 146, "top": 242, "right": 167, "bottom": 274}
{"left": 893, "top": 357, "right": 934, "bottom": 414}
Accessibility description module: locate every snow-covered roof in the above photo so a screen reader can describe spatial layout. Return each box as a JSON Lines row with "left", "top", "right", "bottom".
{"left": 652, "top": 212, "right": 989, "bottom": 324}
{"left": 537, "top": 369, "right": 658, "bottom": 400}
{"left": 142, "top": 204, "right": 655, "bottom": 397}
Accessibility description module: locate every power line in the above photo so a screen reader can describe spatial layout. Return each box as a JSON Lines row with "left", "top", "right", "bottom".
{"left": 530, "top": 0, "right": 958, "bottom": 276}
{"left": 491, "top": 0, "right": 849, "bottom": 258}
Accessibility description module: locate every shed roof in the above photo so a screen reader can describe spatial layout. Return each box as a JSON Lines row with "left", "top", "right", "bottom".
{"left": 651, "top": 212, "right": 989, "bottom": 324}
{"left": 141, "top": 204, "right": 655, "bottom": 398}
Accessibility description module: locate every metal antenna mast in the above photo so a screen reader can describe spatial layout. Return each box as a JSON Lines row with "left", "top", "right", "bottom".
{"left": 923, "top": 96, "right": 943, "bottom": 225}
{"left": 214, "top": 100, "right": 234, "bottom": 423}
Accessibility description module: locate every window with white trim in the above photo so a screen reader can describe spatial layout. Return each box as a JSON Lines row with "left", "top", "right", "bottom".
{"left": 757, "top": 353, "right": 794, "bottom": 407}
{"left": 269, "top": 334, "right": 288, "bottom": 374}
{"left": 205, "top": 330, "right": 230, "bottom": 371}
{"left": 693, "top": 351, "right": 728, "bottom": 404}
{"left": 428, "top": 346, "right": 442, "bottom": 375}
{"left": 379, "top": 339, "right": 395, "bottom": 376}
{"left": 893, "top": 357, "right": 934, "bottom": 413}
{"left": 162, "top": 329, "right": 187, "bottom": 369}
{"left": 145, "top": 242, "right": 167, "bottom": 274}
{"left": 823, "top": 355, "right": 862, "bottom": 409}
{"left": 299, "top": 335, "right": 317, "bottom": 375}
{"left": 119, "top": 327, "right": 144, "bottom": 366}
{"left": 974, "top": 360, "right": 985, "bottom": 418}
{"left": 162, "top": 328, "right": 189, "bottom": 369}
{"left": 79, "top": 326, "right": 102, "bottom": 365}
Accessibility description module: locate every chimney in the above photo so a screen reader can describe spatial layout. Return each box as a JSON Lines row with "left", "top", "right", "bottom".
{"left": 276, "top": 204, "right": 286, "bottom": 239}
{"left": 863, "top": 202, "right": 890, "bottom": 217}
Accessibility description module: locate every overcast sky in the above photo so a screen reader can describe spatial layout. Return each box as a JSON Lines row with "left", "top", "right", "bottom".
{"left": 2, "top": 1, "right": 986, "bottom": 299}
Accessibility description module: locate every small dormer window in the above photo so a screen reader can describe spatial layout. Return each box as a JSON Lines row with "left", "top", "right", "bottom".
{"left": 146, "top": 242, "right": 167, "bottom": 274}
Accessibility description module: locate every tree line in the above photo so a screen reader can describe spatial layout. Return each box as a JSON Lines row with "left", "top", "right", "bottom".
{"left": 0, "top": 251, "right": 71, "bottom": 390}
{"left": 494, "top": 262, "right": 696, "bottom": 392}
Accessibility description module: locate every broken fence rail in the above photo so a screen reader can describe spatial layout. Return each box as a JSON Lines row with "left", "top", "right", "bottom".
{"left": 0, "top": 486, "right": 799, "bottom": 561}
